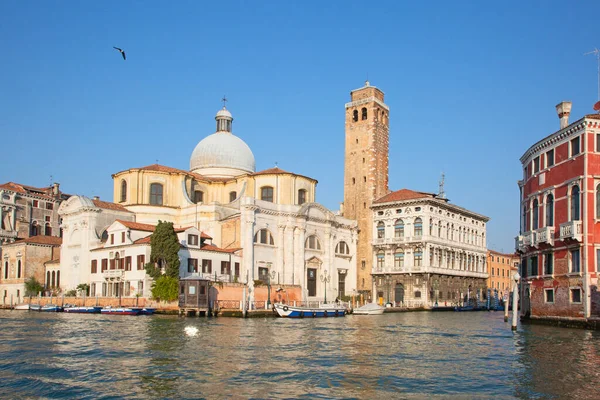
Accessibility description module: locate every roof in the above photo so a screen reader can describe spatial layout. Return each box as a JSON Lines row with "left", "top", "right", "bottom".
{"left": 0, "top": 182, "right": 27, "bottom": 194}
{"left": 4, "top": 236, "right": 63, "bottom": 246}
{"left": 200, "top": 244, "right": 239, "bottom": 253}
{"left": 586, "top": 114, "right": 600, "bottom": 119}
{"left": 115, "top": 164, "right": 233, "bottom": 183}
{"left": 488, "top": 249, "right": 520, "bottom": 258}
{"left": 374, "top": 189, "right": 438, "bottom": 204}
{"left": 0, "top": 182, "right": 68, "bottom": 200}
{"left": 117, "top": 220, "right": 157, "bottom": 232}
{"left": 251, "top": 167, "right": 317, "bottom": 182}
{"left": 92, "top": 199, "right": 130, "bottom": 212}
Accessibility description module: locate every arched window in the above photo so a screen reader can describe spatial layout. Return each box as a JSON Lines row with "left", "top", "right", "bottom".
{"left": 298, "top": 189, "right": 307, "bottom": 205}
{"left": 446, "top": 223, "right": 450, "bottom": 239}
{"left": 45, "top": 223, "right": 52, "bottom": 236}
{"left": 229, "top": 191, "right": 237, "bottom": 202}
{"left": 429, "top": 219, "right": 433, "bottom": 235}
{"left": 394, "top": 219, "right": 404, "bottom": 238}
{"left": 194, "top": 190, "right": 204, "bottom": 204}
{"left": 546, "top": 194, "right": 554, "bottom": 227}
{"left": 261, "top": 186, "right": 274, "bottom": 202}
{"left": 532, "top": 199, "right": 539, "bottom": 230}
{"left": 46, "top": 271, "right": 50, "bottom": 287}
{"left": 414, "top": 218, "right": 422, "bottom": 237}
{"left": 31, "top": 222, "right": 38, "bottom": 237}
{"left": 571, "top": 185, "right": 580, "bottom": 220}
{"left": 352, "top": 110, "right": 358, "bottom": 122}
{"left": 56, "top": 271, "right": 60, "bottom": 288}
{"left": 414, "top": 248, "right": 423, "bottom": 267}
{"left": 3, "top": 261, "right": 7, "bottom": 279}
{"left": 120, "top": 180, "right": 127, "bottom": 202}
{"left": 305, "top": 235, "right": 321, "bottom": 250}
{"left": 394, "top": 249, "right": 404, "bottom": 269}
{"left": 17, "top": 260, "right": 21, "bottom": 279}
{"left": 451, "top": 224, "right": 454, "bottom": 240}
{"left": 377, "top": 221, "right": 385, "bottom": 239}
{"left": 377, "top": 250, "right": 385, "bottom": 270}
{"left": 51, "top": 271, "right": 56, "bottom": 288}
{"left": 150, "top": 183, "right": 163, "bottom": 205}
{"left": 115, "top": 252, "right": 120, "bottom": 269}
{"left": 254, "top": 229, "right": 274, "bottom": 245}
{"left": 361, "top": 107, "right": 367, "bottom": 120}
{"left": 335, "top": 241, "right": 350, "bottom": 255}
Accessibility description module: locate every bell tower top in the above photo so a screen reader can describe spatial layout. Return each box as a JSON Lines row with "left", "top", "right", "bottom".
{"left": 349, "top": 82, "right": 385, "bottom": 103}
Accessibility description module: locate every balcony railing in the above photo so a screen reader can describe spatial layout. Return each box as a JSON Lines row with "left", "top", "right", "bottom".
{"left": 515, "top": 235, "right": 525, "bottom": 252}
{"left": 103, "top": 269, "right": 124, "bottom": 279}
{"left": 559, "top": 220, "right": 583, "bottom": 242}
{"left": 535, "top": 226, "right": 555, "bottom": 246}
{"left": 523, "top": 231, "right": 535, "bottom": 247}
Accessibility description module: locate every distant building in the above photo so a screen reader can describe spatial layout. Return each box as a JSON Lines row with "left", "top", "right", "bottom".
{"left": 486, "top": 250, "right": 519, "bottom": 297}
{"left": 371, "top": 188, "right": 489, "bottom": 308}
{"left": 516, "top": 101, "right": 600, "bottom": 321}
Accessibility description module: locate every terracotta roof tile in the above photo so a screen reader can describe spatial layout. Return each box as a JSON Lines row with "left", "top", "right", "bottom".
{"left": 92, "top": 199, "right": 130, "bottom": 212}
{"left": 586, "top": 114, "right": 600, "bottom": 119}
{"left": 374, "top": 189, "right": 438, "bottom": 204}
{"left": 117, "top": 220, "right": 157, "bottom": 232}
{"left": 6, "top": 236, "right": 63, "bottom": 246}
{"left": 251, "top": 167, "right": 317, "bottom": 182}
{"left": 133, "top": 236, "right": 152, "bottom": 244}
{"left": 0, "top": 182, "right": 27, "bottom": 194}
{"left": 200, "top": 244, "right": 240, "bottom": 254}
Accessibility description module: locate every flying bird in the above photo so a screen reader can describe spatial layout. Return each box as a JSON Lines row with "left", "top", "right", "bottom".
{"left": 113, "top": 46, "right": 126, "bottom": 60}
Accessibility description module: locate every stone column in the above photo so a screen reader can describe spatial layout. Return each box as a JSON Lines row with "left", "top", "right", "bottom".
{"left": 296, "top": 227, "right": 306, "bottom": 300}
{"left": 284, "top": 224, "right": 295, "bottom": 285}
{"left": 277, "top": 224, "right": 285, "bottom": 285}
{"left": 242, "top": 206, "right": 257, "bottom": 307}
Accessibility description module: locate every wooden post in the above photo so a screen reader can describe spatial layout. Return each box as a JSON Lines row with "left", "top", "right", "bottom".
{"left": 504, "top": 292, "right": 509, "bottom": 322}
{"left": 511, "top": 273, "right": 520, "bottom": 331}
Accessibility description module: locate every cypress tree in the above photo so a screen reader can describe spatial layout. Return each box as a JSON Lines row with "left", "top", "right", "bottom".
{"left": 144, "top": 220, "right": 181, "bottom": 279}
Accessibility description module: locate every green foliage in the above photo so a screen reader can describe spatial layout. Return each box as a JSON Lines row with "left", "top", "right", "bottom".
{"left": 150, "top": 276, "right": 179, "bottom": 302}
{"left": 253, "top": 280, "right": 264, "bottom": 287}
{"left": 65, "top": 289, "right": 78, "bottom": 297}
{"left": 145, "top": 220, "right": 181, "bottom": 279}
{"left": 24, "top": 277, "right": 44, "bottom": 296}
{"left": 76, "top": 283, "right": 90, "bottom": 296}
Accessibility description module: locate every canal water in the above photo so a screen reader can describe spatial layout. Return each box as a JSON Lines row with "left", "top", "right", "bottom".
{"left": 0, "top": 310, "right": 598, "bottom": 399}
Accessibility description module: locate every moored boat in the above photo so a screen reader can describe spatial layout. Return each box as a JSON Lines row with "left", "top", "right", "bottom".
{"left": 132, "top": 308, "right": 156, "bottom": 315}
{"left": 100, "top": 307, "right": 141, "bottom": 316}
{"left": 40, "top": 305, "right": 63, "bottom": 312}
{"left": 13, "top": 303, "right": 30, "bottom": 310}
{"left": 353, "top": 303, "right": 385, "bottom": 315}
{"left": 29, "top": 304, "right": 42, "bottom": 311}
{"left": 64, "top": 306, "right": 103, "bottom": 314}
{"left": 273, "top": 303, "right": 346, "bottom": 318}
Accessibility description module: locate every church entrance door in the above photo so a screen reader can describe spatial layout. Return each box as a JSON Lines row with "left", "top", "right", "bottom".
{"left": 307, "top": 268, "right": 317, "bottom": 297}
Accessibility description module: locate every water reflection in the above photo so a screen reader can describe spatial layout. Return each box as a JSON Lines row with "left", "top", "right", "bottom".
{"left": 0, "top": 310, "right": 598, "bottom": 399}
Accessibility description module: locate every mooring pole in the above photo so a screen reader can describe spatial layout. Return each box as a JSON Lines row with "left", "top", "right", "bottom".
{"left": 504, "top": 291, "right": 509, "bottom": 322}
{"left": 511, "top": 273, "right": 520, "bottom": 331}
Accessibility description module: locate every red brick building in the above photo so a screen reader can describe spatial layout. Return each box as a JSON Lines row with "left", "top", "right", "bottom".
{"left": 517, "top": 101, "right": 600, "bottom": 322}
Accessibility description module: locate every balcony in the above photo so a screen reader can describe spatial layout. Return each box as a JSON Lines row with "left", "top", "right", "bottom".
{"left": 559, "top": 220, "right": 583, "bottom": 242}
{"left": 0, "top": 229, "right": 17, "bottom": 240}
{"left": 515, "top": 235, "right": 525, "bottom": 252}
{"left": 103, "top": 269, "right": 124, "bottom": 279}
{"left": 535, "top": 226, "right": 555, "bottom": 246}
{"left": 523, "top": 231, "right": 535, "bottom": 247}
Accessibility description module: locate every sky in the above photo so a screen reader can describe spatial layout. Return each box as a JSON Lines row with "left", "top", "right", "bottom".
{"left": 1, "top": 1, "right": 600, "bottom": 253}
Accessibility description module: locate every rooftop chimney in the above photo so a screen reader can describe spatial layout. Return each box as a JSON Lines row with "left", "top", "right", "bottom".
{"left": 52, "top": 182, "right": 60, "bottom": 196}
{"left": 556, "top": 101, "right": 572, "bottom": 129}
{"left": 93, "top": 196, "right": 100, "bottom": 201}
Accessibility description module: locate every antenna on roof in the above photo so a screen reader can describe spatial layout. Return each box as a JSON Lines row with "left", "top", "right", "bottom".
{"left": 438, "top": 172, "right": 446, "bottom": 199}
{"left": 49, "top": 175, "right": 53, "bottom": 187}
{"left": 584, "top": 48, "right": 600, "bottom": 101}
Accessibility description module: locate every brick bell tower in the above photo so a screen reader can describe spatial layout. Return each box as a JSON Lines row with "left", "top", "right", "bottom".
{"left": 343, "top": 81, "right": 389, "bottom": 299}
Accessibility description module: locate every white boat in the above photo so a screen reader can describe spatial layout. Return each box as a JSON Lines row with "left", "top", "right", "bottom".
{"left": 353, "top": 303, "right": 385, "bottom": 315}
{"left": 273, "top": 303, "right": 347, "bottom": 318}
{"left": 13, "top": 303, "right": 30, "bottom": 310}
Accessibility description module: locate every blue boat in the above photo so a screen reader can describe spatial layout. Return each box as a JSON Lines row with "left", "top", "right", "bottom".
{"left": 40, "top": 305, "right": 63, "bottom": 312}
{"left": 101, "top": 307, "right": 141, "bottom": 316}
{"left": 273, "top": 303, "right": 346, "bottom": 318}
{"left": 64, "top": 306, "right": 103, "bottom": 314}
{"left": 132, "top": 307, "right": 156, "bottom": 315}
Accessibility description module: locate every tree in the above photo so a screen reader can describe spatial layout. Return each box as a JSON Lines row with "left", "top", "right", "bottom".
{"left": 24, "top": 277, "right": 44, "bottom": 297}
{"left": 151, "top": 276, "right": 179, "bottom": 302}
{"left": 145, "top": 220, "right": 181, "bottom": 279}
{"left": 77, "top": 283, "right": 90, "bottom": 296}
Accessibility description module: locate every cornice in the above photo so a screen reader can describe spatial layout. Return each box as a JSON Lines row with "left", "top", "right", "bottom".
{"left": 345, "top": 96, "right": 389, "bottom": 112}
{"left": 520, "top": 117, "right": 591, "bottom": 163}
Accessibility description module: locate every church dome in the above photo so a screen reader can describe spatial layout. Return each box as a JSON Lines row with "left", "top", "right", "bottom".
{"left": 190, "top": 107, "right": 255, "bottom": 178}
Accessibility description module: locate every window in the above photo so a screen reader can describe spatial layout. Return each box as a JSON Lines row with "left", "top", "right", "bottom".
{"left": 534, "top": 156, "right": 540, "bottom": 173}
{"left": 258, "top": 267, "right": 269, "bottom": 281}
{"left": 188, "top": 258, "right": 198, "bottom": 273}
{"left": 45, "top": 223, "right": 52, "bottom": 236}
{"left": 597, "top": 249, "right": 600, "bottom": 272}
{"left": 101, "top": 259, "right": 108, "bottom": 272}
{"left": 547, "top": 149, "right": 554, "bottom": 167}
{"left": 33, "top": 200, "right": 38, "bottom": 208}
{"left": 261, "top": 186, "right": 273, "bottom": 202}
{"left": 17, "top": 260, "right": 21, "bottom": 278}
{"left": 532, "top": 199, "right": 539, "bottom": 230}
{"left": 414, "top": 291, "right": 421, "bottom": 298}
{"left": 377, "top": 221, "right": 385, "bottom": 239}
{"left": 194, "top": 190, "right": 204, "bottom": 203}
{"left": 91, "top": 260, "right": 97, "bottom": 274}
{"left": 150, "top": 183, "right": 163, "bottom": 205}
{"left": 363, "top": 176, "right": 366, "bottom": 183}
{"left": 56, "top": 271, "right": 60, "bottom": 288}
{"left": 124, "top": 256, "right": 132, "bottom": 271}
{"left": 202, "top": 259, "right": 212, "bottom": 274}
{"left": 546, "top": 194, "right": 554, "bottom": 226}
{"left": 571, "top": 249, "right": 580, "bottom": 273}
{"left": 361, "top": 107, "right": 367, "bottom": 120}
{"left": 188, "top": 234, "right": 198, "bottom": 246}
{"left": 414, "top": 218, "right": 422, "bottom": 237}
{"left": 137, "top": 255, "right": 145, "bottom": 270}
{"left": 121, "top": 232, "right": 125, "bottom": 243}
{"left": 394, "top": 250, "right": 404, "bottom": 269}
{"left": 597, "top": 185, "right": 600, "bottom": 219}
{"left": 229, "top": 191, "right": 237, "bottom": 202}
{"left": 352, "top": 110, "right": 358, "bottom": 122}
{"left": 254, "top": 229, "right": 274, "bottom": 245}
{"left": 3, "top": 261, "right": 8, "bottom": 279}
{"left": 429, "top": 219, "right": 433, "bottom": 235}
{"left": 544, "top": 253, "right": 553, "bottom": 275}
{"left": 31, "top": 222, "right": 38, "bottom": 236}
{"left": 571, "top": 136, "right": 580, "bottom": 156}
{"left": 528, "top": 256, "right": 538, "bottom": 276}
{"left": 120, "top": 180, "right": 127, "bottom": 202}
{"left": 110, "top": 234, "right": 114, "bottom": 245}
{"left": 571, "top": 185, "right": 580, "bottom": 220}
{"left": 376, "top": 251, "right": 384, "bottom": 269}
{"left": 46, "top": 202, "right": 53, "bottom": 210}
{"left": 335, "top": 241, "right": 350, "bottom": 255}
{"left": 235, "top": 262, "right": 240, "bottom": 277}
{"left": 394, "top": 219, "right": 404, "bottom": 238}
{"left": 305, "top": 235, "right": 321, "bottom": 250}
{"left": 570, "top": 288, "right": 582, "bottom": 303}
{"left": 414, "top": 248, "right": 423, "bottom": 267}
{"left": 352, "top": 178, "right": 356, "bottom": 185}
{"left": 298, "top": 189, "right": 307, "bottom": 205}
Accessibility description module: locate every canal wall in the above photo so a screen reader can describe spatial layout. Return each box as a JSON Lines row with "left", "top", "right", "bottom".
{"left": 522, "top": 315, "right": 600, "bottom": 330}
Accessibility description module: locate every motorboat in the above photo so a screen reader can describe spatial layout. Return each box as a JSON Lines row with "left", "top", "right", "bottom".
{"left": 353, "top": 303, "right": 385, "bottom": 315}
{"left": 100, "top": 307, "right": 141, "bottom": 316}
{"left": 273, "top": 303, "right": 346, "bottom": 318}
{"left": 63, "top": 306, "right": 103, "bottom": 314}
{"left": 132, "top": 307, "right": 156, "bottom": 315}
{"left": 40, "top": 305, "right": 63, "bottom": 312}
{"left": 13, "top": 303, "right": 30, "bottom": 310}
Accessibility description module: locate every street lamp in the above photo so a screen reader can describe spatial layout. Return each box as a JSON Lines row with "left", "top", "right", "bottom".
{"left": 266, "top": 270, "right": 276, "bottom": 308}
{"left": 320, "top": 270, "right": 331, "bottom": 304}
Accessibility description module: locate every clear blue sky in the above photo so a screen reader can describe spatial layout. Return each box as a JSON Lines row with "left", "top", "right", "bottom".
{"left": 2, "top": 1, "right": 599, "bottom": 252}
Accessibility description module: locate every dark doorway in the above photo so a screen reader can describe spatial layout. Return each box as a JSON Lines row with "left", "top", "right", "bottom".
{"left": 307, "top": 268, "right": 317, "bottom": 297}
{"left": 395, "top": 283, "right": 405, "bottom": 305}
